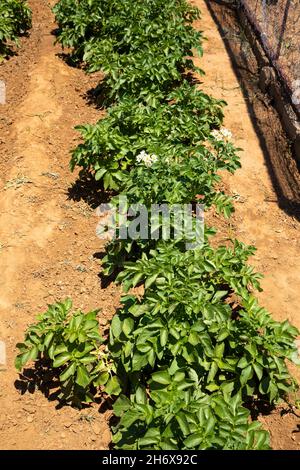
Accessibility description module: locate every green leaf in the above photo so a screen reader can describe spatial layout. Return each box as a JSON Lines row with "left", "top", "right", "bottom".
{"left": 174, "top": 371, "right": 185, "bottom": 382}
{"left": 15, "top": 355, "right": 23, "bottom": 371}
{"left": 254, "top": 430, "right": 270, "bottom": 450}
{"left": 135, "top": 386, "right": 147, "bottom": 405}
{"left": 44, "top": 331, "right": 54, "bottom": 348}
{"left": 253, "top": 362, "right": 263, "bottom": 381}
{"left": 206, "top": 383, "right": 219, "bottom": 392}
{"left": 145, "top": 274, "right": 158, "bottom": 289}
{"left": 176, "top": 412, "right": 190, "bottom": 436}
{"left": 113, "top": 395, "right": 132, "bottom": 416}
{"left": 95, "top": 168, "right": 107, "bottom": 181}
{"left": 128, "top": 304, "right": 148, "bottom": 317}
{"left": 131, "top": 273, "right": 144, "bottom": 287}
{"left": 184, "top": 432, "right": 203, "bottom": 448}
{"left": 138, "top": 434, "right": 159, "bottom": 446}
{"left": 111, "top": 315, "right": 122, "bottom": 338}
{"left": 132, "top": 353, "right": 149, "bottom": 371}
{"left": 28, "top": 346, "right": 39, "bottom": 362}
{"left": 160, "top": 329, "right": 168, "bottom": 347}
{"left": 59, "top": 362, "right": 76, "bottom": 382}
{"left": 148, "top": 349, "right": 156, "bottom": 368}
{"left": 122, "top": 317, "right": 135, "bottom": 336}
{"left": 54, "top": 344, "right": 68, "bottom": 356}
{"left": 207, "top": 362, "right": 218, "bottom": 383}
{"left": 188, "top": 331, "right": 199, "bottom": 346}
{"left": 76, "top": 365, "right": 91, "bottom": 388}
{"left": 217, "top": 329, "right": 229, "bottom": 341}
{"left": 237, "top": 357, "right": 249, "bottom": 369}
{"left": 202, "top": 260, "right": 216, "bottom": 272}
{"left": 212, "top": 290, "right": 228, "bottom": 303}
{"left": 231, "top": 392, "right": 241, "bottom": 413}
{"left": 259, "top": 377, "right": 270, "bottom": 395}
{"left": 105, "top": 376, "right": 122, "bottom": 396}
{"left": 82, "top": 319, "right": 99, "bottom": 331}
{"left": 53, "top": 352, "right": 71, "bottom": 368}
{"left": 93, "top": 371, "right": 109, "bottom": 386}
{"left": 240, "top": 365, "right": 253, "bottom": 385}
{"left": 120, "top": 410, "right": 141, "bottom": 428}
{"left": 151, "top": 370, "right": 171, "bottom": 385}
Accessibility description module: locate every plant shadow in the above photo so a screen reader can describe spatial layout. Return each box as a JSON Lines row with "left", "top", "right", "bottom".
{"left": 14, "top": 360, "right": 107, "bottom": 410}
{"left": 0, "top": 47, "right": 17, "bottom": 59}
{"left": 245, "top": 398, "right": 276, "bottom": 421}
{"left": 14, "top": 359, "right": 64, "bottom": 409}
{"left": 292, "top": 424, "right": 300, "bottom": 434}
{"left": 92, "top": 251, "right": 120, "bottom": 288}
{"left": 56, "top": 51, "right": 81, "bottom": 69}
{"left": 0, "top": 30, "right": 30, "bottom": 60}
{"left": 67, "top": 171, "right": 114, "bottom": 209}
{"left": 84, "top": 81, "right": 116, "bottom": 109}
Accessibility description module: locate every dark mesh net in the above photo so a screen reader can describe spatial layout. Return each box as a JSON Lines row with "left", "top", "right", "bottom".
{"left": 240, "top": 0, "right": 300, "bottom": 115}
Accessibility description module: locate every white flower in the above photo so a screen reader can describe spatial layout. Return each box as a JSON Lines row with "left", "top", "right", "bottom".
{"left": 220, "top": 127, "right": 232, "bottom": 140}
{"left": 211, "top": 127, "right": 232, "bottom": 142}
{"left": 136, "top": 150, "right": 148, "bottom": 163}
{"left": 211, "top": 129, "right": 222, "bottom": 141}
{"left": 136, "top": 150, "right": 158, "bottom": 167}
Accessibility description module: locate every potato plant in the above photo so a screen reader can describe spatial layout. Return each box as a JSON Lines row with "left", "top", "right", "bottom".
{"left": 70, "top": 85, "right": 240, "bottom": 191}
{"left": 112, "top": 385, "right": 271, "bottom": 450}
{"left": 16, "top": 0, "right": 300, "bottom": 451}
{"left": 110, "top": 250, "right": 298, "bottom": 403}
{"left": 0, "top": 0, "right": 31, "bottom": 57}
{"left": 54, "top": 0, "right": 203, "bottom": 100}
{"left": 15, "top": 299, "right": 120, "bottom": 405}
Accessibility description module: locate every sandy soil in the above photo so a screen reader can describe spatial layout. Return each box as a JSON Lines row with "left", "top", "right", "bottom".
{"left": 0, "top": 0, "right": 299, "bottom": 450}
{"left": 0, "top": 0, "right": 117, "bottom": 450}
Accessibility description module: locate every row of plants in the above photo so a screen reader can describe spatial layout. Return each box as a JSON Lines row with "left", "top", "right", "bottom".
{"left": 16, "top": 0, "right": 300, "bottom": 449}
{"left": 0, "top": 0, "right": 31, "bottom": 58}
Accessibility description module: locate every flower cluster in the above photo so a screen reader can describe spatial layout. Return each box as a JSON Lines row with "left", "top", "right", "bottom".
{"left": 211, "top": 127, "right": 233, "bottom": 142}
{"left": 136, "top": 150, "right": 158, "bottom": 167}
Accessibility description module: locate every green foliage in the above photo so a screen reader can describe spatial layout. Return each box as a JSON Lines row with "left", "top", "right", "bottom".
{"left": 0, "top": 0, "right": 31, "bottom": 56}
{"left": 71, "top": 85, "right": 240, "bottom": 195}
{"left": 120, "top": 154, "right": 236, "bottom": 211}
{"left": 15, "top": 299, "right": 120, "bottom": 405}
{"left": 113, "top": 389, "right": 271, "bottom": 450}
{"left": 54, "top": 0, "right": 202, "bottom": 100}
{"left": 116, "top": 239, "right": 263, "bottom": 294}
{"left": 110, "top": 248, "right": 298, "bottom": 403}
{"left": 108, "top": 243, "right": 299, "bottom": 447}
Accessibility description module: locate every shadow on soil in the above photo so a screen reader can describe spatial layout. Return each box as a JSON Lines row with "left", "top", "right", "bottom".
{"left": 14, "top": 359, "right": 112, "bottom": 412}
{"left": 245, "top": 398, "right": 275, "bottom": 421}
{"left": 205, "top": 0, "right": 300, "bottom": 221}
{"left": 83, "top": 81, "right": 116, "bottom": 109}
{"left": 14, "top": 359, "right": 64, "bottom": 408}
{"left": 67, "top": 171, "right": 113, "bottom": 209}
{"left": 93, "top": 250, "right": 120, "bottom": 289}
